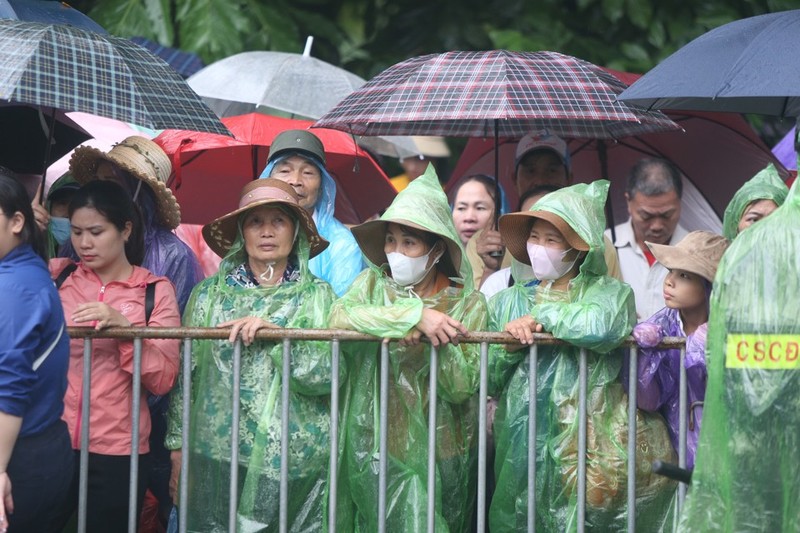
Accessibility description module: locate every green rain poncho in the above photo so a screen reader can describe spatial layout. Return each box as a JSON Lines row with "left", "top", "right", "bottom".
{"left": 678, "top": 182, "right": 800, "bottom": 532}
{"left": 165, "top": 221, "right": 349, "bottom": 532}
{"left": 487, "top": 180, "right": 677, "bottom": 532}
{"left": 329, "top": 166, "right": 488, "bottom": 532}
{"left": 721, "top": 163, "right": 789, "bottom": 240}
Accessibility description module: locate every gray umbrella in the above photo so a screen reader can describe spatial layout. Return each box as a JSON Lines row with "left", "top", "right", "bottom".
{"left": 619, "top": 10, "right": 800, "bottom": 117}
{"left": 188, "top": 48, "right": 365, "bottom": 120}
{"left": 187, "top": 40, "right": 418, "bottom": 158}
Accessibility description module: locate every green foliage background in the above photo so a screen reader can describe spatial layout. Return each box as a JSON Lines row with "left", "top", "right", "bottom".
{"left": 71, "top": 0, "right": 800, "bottom": 144}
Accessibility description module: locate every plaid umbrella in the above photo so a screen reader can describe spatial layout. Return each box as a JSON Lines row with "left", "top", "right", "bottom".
{"left": 315, "top": 50, "right": 678, "bottom": 139}
{"left": 0, "top": 19, "right": 229, "bottom": 136}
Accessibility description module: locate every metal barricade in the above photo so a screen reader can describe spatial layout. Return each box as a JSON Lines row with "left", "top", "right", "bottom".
{"left": 66, "top": 326, "right": 687, "bottom": 533}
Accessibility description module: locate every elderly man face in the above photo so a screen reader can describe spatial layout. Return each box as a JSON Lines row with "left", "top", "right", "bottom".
{"left": 270, "top": 155, "right": 322, "bottom": 212}
{"left": 626, "top": 189, "right": 681, "bottom": 247}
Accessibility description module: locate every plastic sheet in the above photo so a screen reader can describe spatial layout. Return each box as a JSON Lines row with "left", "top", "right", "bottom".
{"left": 679, "top": 181, "right": 800, "bottom": 531}
{"left": 329, "top": 166, "right": 488, "bottom": 532}
{"left": 487, "top": 180, "right": 677, "bottom": 532}
{"left": 165, "top": 227, "right": 349, "bottom": 532}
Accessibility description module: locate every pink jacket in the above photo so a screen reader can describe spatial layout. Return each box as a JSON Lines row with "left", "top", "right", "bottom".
{"left": 50, "top": 259, "right": 181, "bottom": 455}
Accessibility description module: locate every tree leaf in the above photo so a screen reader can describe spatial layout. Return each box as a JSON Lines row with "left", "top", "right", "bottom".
{"left": 176, "top": 0, "right": 253, "bottom": 64}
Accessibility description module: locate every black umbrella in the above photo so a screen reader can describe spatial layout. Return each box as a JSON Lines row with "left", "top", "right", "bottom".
{"left": 0, "top": 104, "right": 89, "bottom": 174}
{"left": 619, "top": 10, "right": 800, "bottom": 117}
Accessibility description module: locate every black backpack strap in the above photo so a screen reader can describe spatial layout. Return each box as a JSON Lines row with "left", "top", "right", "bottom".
{"left": 145, "top": 282, "right": 157, "bottom": 326}
{"left": 54, "top": 263, "right": 78, "bottom": 289}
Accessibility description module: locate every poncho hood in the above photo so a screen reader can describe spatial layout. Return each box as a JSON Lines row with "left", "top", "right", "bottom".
{"left": 351, "top": 164, "right": 471, "bottom": 289}
{"left": 511, "top": 179, "right": 610, "bottom": 280}
{"left": 722, "top": 163, "right": 788, "bottom": 240}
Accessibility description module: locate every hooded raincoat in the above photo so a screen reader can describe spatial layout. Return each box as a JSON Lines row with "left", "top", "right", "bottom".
{"left": 165, "top": 222, "right": 347, "bottom": 532}
{"left": 679, "top": 181, "right": 800, "bottom": 532}
{"left": 329, "top": 166, "right": 488, "bottom": 532}
{"left": 260, "top": 155, "right": 364, "bottom": 296}
{"left": 487, "top": 180, "right": 676, "bottom": 532}
{"left": 622, "top": 308, "right": 708, "bottom": 469}
{"left": 722, "top": 163, "right": 789, "bottom": 241}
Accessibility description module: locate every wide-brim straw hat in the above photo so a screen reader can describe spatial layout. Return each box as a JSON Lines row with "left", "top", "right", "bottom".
{"left": 202, "top": 178, "right": 328, "bottom": 259}
{"left": 646, "top": 231, "right": 729, "bottom": 282}
{"left": 351, "top": 217, "right": 461, "bottom": 279}
{"left": 500, "top": 209, "right": 589, "bottom": 265}
{"left": 70, "top": 136, "right": 181, "bottom": 229}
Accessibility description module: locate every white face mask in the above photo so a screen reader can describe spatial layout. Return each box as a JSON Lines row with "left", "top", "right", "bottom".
{"left": 526, "top": 243, "right": 579, "bottom": 281}
{"left": 387, "top": 248, "right": 441, "bottom": 287}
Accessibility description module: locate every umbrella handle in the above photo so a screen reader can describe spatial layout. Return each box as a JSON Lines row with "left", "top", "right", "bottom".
{"left": 38, "top": 108, "right": 57, "bottom": 204}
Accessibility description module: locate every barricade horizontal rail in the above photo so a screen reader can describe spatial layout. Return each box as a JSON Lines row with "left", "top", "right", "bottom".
{"left": 65, "top": 327, "right": 688, "bottom": 533}
{"left": 66, "top": 326, "right": 688, "bottom": 348}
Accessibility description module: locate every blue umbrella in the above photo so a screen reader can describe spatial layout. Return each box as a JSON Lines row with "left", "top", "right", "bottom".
{"left": 619, "top": 10, "right": 800, "bottom": 117}
{"left": 130, "top": 36, "right": 204, "bottom": 79}
{"left": 0, "top": 0, "right": 106, "bottom": 33}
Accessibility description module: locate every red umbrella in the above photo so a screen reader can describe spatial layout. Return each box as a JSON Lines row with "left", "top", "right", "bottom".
{"left": 449, "top": 106, "right": 789, "bottom": 225}
{"left": 448, "top": 68, "right": 790, "bottom": 229}
{"left": 155, "top": 113, "right": 396, "bottom": 225}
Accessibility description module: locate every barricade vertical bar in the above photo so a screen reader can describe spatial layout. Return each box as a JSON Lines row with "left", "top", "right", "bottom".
{"left": 280, "top": 338, "right": 291, "bottom": 533}
{"left": 378, "top": 341, "right": 389, "bottom": 533}
{"left": 527, "top": 344, "right": 538, "bottom": 533}
{"left": 577, "top": 349, "right": 588, "bottom": 533}
{"left": 128, "top": 338, "right": 142, "bottom": 533}
{"left": 627, "top": 347, "right": 638, "bottom": 533}
{"left": 228, "top": 340, "right": 242, "bottom": 533}
{"left": 77, "top": 339, "right": 92, "bottom": 533}
{"left": 179, "top": 338, "right": 191, "bottom": 533}
{"left": 427, "top": 346, "right": 439, "bottom": 533}
{"left": 477, "top": 342, "right": 488, "bottom": 533}
{"left": 328, "top": 339, "right": 340, "bottom": 531}
{"left": 678, "top": 347, "right": 687, "bottom": 509}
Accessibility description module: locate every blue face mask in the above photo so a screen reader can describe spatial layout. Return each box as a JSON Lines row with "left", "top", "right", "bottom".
{"left": 49, "top": 217, "right": 71, "bottom": 245}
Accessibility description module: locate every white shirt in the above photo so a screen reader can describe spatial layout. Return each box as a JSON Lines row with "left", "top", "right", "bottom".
{"left": 481, "top": 268, "right": 513, "bottom": 300}
{"left": 605, "top": 220, "right": 689, "bottom": 319}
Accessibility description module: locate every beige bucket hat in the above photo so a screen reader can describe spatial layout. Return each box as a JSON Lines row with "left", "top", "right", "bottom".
{"left": 646, "top": 230, "right": 729, "bottom": 282}
{"left": 202, "top": 178, "right": 328, "bottom": 259}
{"left": 70, "top": 136, "right": 181, "bottom": 229}
{"left": 499, "top": 209, "right": 589, "bottom": 265}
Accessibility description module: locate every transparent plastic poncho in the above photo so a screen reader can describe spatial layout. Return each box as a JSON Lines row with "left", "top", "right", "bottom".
{"left": 329, "top": 166, "right": 489, "bottom": 532}
{"left": 165, "top": 225, "right": 350, "bottom": 532}
{"left": 260, "top": 154, "right": 364, "bottom": 296}
{"left": 679, "top": 180, "right": 800, "bottom": 532}
{"left": 487, "top": 180, "right": 677, "bottom": 532}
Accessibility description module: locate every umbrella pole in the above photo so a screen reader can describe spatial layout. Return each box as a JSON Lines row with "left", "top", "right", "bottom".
{"left": 489, "top": 120, "right": 503, "bottom": 258}
{"left": 598, "top": 139, "right": 616, "bottom": 242}
{"left": 38, "top": 108, "right": 57, "bottom": 204}
{"left": 493, "top": 119, "right": 500, "bottom": 224}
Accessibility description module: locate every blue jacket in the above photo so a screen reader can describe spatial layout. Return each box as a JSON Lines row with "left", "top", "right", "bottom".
{"left": 0, "top": 244, "right": 70, "bottom": 437}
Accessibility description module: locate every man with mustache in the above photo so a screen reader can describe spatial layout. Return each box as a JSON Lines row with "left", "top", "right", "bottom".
{"left": 607, "top": 158, "right": 688, "bottom": 318}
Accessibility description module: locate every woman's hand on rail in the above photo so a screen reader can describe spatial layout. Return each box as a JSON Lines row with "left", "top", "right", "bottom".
{"left": 217, "top": 316, "right": 280, "bottom": 346}
{"left": 408, "top": 308, "right": 468, "bottom": 348}
{"left": 503, "top": 315, "right": 542, "bottom": 348}
{"left": 71, "top": 302, "right": 131, "bottom": 329}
